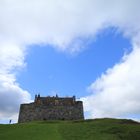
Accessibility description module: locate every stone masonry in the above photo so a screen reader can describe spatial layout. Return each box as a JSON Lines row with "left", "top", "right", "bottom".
{"left": 18, "top": 94, "right": 84, "bottom": 123}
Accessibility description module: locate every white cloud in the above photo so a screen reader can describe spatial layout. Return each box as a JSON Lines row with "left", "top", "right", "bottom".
{"left": 1, "top": 0, "right": 140, "bottom": 49}
{"left": 1, "top": 0, "right": 140, "bottom": 50}
{"left": 1, "top": 0, "right": 140, "bottom": 121}
{"left": 82, "top": 45, "right": 140, "bottom": 118}
{"left": 0, "top": 44, "right": 31, "bottom": 122}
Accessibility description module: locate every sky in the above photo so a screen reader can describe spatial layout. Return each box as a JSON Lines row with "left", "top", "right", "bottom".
{"left": 0, "top": 0, "right": 140, "bottom": 123}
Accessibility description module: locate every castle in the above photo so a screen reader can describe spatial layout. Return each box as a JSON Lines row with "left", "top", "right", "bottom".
{"left": 18, "top": 94, "right": 84, "bottom": 123}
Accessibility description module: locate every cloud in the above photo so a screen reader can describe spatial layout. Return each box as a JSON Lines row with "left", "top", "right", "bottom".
{"left": 0, "top": 0, "right": 140, "bottom": 121}
{"left": 82, "top": 45, "right": 140, "bottom": 118}
{"left": 1, "top": 0, "right": 140, "bottom": 49}
{"left": 0, "top": 44, "right": 31, "bottom": 122}
{"left": 1, "top": 0, "right": 139, "bottom": 49}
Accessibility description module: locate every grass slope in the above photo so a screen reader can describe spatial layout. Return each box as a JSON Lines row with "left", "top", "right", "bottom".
{"left": 0, "top": 118, "right": 140, "bottom": 140}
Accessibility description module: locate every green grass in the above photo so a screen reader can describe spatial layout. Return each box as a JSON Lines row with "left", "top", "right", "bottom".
{"left": 0, "top": 118, "right": 140, "bottom": 140}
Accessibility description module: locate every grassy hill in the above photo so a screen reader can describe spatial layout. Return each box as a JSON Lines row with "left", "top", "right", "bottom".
{"left": 0, "top": 118, "right": 140, "bottom": 140}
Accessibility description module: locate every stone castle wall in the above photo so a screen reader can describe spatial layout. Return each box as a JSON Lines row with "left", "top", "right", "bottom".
{"left": 18, "top": 95, "right": 84, "bottom": 123}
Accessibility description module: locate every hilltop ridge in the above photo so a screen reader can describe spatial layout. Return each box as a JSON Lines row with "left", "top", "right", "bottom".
{"left": 0, "top": 118, "right": 140, "bottom": 140}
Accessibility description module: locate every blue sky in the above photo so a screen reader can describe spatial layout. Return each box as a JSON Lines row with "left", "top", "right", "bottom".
{"left": 17, "top": 29, "right": 131, "bottom": 99}
{"left": 1, "top": 0, "right": 140, "bottom": 123}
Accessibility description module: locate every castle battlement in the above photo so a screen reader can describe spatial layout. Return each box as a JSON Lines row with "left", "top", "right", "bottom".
{"left": 18, "top": 95, "right": 84, "bottom": 123}
{"left": 34, "top": 94, "right": 77, "bottom": 106}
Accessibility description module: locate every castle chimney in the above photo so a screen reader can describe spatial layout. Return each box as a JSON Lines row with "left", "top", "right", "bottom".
{"left": 35, "top": 94, "right": 37, "bottom": 102}
{"left": 38, "top": 94, "right": 40, "bottom": 98}
{"left": 73, "top": 95, "right": 76, "bottom": 100}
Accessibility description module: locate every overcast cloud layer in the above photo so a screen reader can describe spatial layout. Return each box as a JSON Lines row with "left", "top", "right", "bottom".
{"left": 0, "top": 0, "right": 140, "bottom": 122}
